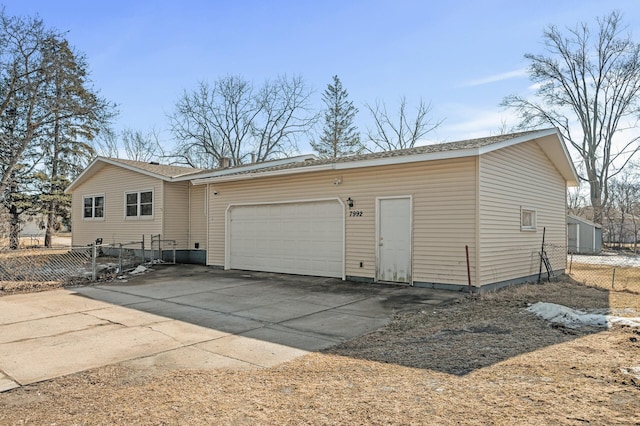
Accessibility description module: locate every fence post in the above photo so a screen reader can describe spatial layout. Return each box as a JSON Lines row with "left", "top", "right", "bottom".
{"left": 465, "top": 245, "right": 472, "bottom": 293}
{"left": 91, "top": 242, "right": 97, "bottom": 281}
{"left": 569, "top": 252, "right": 573, "bottom": 274}
{"left": 612, "top": 267, "right": 616, "bottom": 289}
{"left": 119, "top": 243, "right": 123, "bottom": 273}
{"left": 142, "top": 234, "right": 145, "bottom": 264}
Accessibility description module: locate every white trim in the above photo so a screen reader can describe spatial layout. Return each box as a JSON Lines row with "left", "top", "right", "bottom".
{"left": 188, "top": 184, "right": 192, "bottom": 248}
{"left": 190, "top": 129, "right": 579, "bottom": 186}
{"left": 82, "top": 193, "right": 105, "bottom": 221}
{"left": 224, "top": 197, "right": 346, "bottom": 279}
{"left": 375, "top": 195, "right": 413, "bottom": 285}
{"left": 197, "top": 154, "right": 317, "bottom": 179}
{"left": 205, "top": 184, "right": 210, "bottom": 257}
{"left": 474, "top": 156, "right": 481, "bottom": 287}
{"left": 520, "top": 207, "right": 537, "bottom": 231}
{"left": 192, "top": 164, "right": 335, "bottom": 185}
{"left": 124, "top": 188, "right": 155, "bottom": 220}
{"left": 576, "top": 223, "right": 581, "bottom": 252}
{"left": 66, "top": 154, "right": 319, "bottom": 193}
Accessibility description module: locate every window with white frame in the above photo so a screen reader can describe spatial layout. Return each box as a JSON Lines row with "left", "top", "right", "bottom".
{"left": 125, "top": 190, "right": 153, "bottom": 218}
{"left": 521, "top": 207, "right": 536, "bottom": 231}
{"left": 83, "top": 195, "right": 104, "bottom": 219}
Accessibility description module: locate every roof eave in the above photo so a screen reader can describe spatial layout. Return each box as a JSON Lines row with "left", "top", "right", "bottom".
{"left": 191, "top": 148, "right": 485, "bottom": 185}
{"left": 191, "top": 129, "right": 574, "bottom": 185}
{"left": 534, "top": 130, "right": 580, "bottom": 186}
{"left": 66, "top": 157, "right": 185, "bottom": 193}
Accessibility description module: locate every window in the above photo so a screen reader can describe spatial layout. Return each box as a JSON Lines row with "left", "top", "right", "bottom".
{"left": 521, "top": 208, "right": 536, "bottom": 231}
{"left": 83, "top": 195, "right": 104, "bottom": 219}
{"left": 125, "top": 190, "right": 153, "bottom": 218}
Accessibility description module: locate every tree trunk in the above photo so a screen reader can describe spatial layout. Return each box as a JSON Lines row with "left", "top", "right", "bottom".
{"left": 9, "top": 204, "right": 19, "bottom": 250}
{"left": 44, "top": 208, "right": 55, "bottom": 247}
{"left": 45, "top": 105, "right": 61, "bottom": 248}
{"left": 618, "top": 211, "right": 625, "bottom": 249}
{"left": 590, "top": 185, "right": 603, "bottom": 225}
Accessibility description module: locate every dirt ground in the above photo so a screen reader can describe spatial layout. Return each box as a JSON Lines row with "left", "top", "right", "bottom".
{"left": 1, "top": 278, "right": 639, "bottom": 425}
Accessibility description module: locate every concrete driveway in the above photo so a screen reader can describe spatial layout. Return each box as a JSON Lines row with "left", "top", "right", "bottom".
{"left": 0, "top": 265, "right": 463, "bottom": 392}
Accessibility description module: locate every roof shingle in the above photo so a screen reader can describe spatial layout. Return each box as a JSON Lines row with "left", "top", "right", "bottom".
{"left": 103, "top": 158, "right": 204, "bottom": 178}
{"left": 209, "top": 129, "right": 548, "bottom": 177}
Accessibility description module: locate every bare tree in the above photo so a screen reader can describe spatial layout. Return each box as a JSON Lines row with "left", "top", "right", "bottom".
{"left": 93, "top": 127, "right": 120, "bottom": 157}
{"left": 364, "top": 96, "right": 443, "bottom": 152}
{"left": 122, "top": 128, "right": 163, "bottom": 162}
{"left": 503, "top": 11, "right": 640, "bottom": 224}
{"left": 0, "top": 11, "right": 115, "bottom": 247}
{"left": 607, "top": 164, "right": 640, "bottom": 249}
{"left": 567, "top": 183, "right": 590, "bottom": 217}
{"left": 0, "top": 10, "right": 56, "bottom": 197}
{"left": 169, "top": 75, "right": 315, "bottom": 168}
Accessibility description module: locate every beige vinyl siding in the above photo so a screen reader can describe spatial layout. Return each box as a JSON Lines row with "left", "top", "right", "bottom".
{"left": 478, "top": 141, "right": 567, "bottom": 286}
{"left": 189, "top": 184, "right": 207, "bottom": 250}
{"left": 206, "top": 158, "right": 477, "bottom": 285}
{"left": 162, "top": 181, "right": 190, "bottom": 249}
{"left": 71, "top": 165, "right": 163, "bottom": 246}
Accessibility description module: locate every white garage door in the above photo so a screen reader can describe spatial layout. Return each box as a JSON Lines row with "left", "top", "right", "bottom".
{"left": 228, "top": 200, "right": 344, "bottom": 278}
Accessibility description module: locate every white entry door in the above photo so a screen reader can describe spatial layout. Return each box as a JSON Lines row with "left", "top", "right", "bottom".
{"left": 377, "top": 197, "right": 411, "bottom": 283}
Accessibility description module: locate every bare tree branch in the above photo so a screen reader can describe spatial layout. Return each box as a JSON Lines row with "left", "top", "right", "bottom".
{"left": 503, "top": 11, "right": 640, "bottom": 224}
{"left": 168, "top": 75, "right": 315, "bottom": 168}
{"left": 364, "top": 96, "right": 443, "bottom": 151}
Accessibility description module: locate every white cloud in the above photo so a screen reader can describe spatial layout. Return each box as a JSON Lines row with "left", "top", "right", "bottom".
{"left": 429, "top": 105, "right": 521, "bottom": 142}
{"left": 460, "top": 68, "right": 528, "bottom": 88}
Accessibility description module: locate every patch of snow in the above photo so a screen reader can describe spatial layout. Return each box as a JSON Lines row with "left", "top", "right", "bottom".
{"left": 620, "top": 366, "right": 640, "bottom": 381}
{"left": 129, "top": 265, "right": 147, "bottom": 275}
{"left": 527, "top": 302, "right": 640, "bottom": 329}
{"left": 571, "top": 254, "right": 640, "bottom": 267}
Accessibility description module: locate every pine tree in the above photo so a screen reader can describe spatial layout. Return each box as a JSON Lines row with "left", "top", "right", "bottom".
{"left": 36, "top": 37, "right": 115, "bottom": 247}
{"left": 311, "top": 75, "right": 361, "bottom": 158}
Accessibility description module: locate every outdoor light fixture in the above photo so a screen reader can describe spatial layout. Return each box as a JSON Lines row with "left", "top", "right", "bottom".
{"left": 347, "top": 197, "right": 354, "bottom": 208}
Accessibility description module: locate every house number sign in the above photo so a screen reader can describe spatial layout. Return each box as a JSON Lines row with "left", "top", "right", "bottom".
{"left": 349, "top": 210, "right": 364, "bottom": 217}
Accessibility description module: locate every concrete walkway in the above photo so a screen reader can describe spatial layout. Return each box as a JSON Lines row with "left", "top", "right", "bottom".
{"left": 0, "top": 265, "right": 464, "bottom": 392}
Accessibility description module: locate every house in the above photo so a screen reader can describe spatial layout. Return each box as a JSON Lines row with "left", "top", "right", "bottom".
{"left": 567, "top": 215, "right": 602, "bottom": 254}
{"left": 66, "top": 128, "right": 579, "bottom": 291}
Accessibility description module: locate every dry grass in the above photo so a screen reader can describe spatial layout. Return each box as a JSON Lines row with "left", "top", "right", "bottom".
{"left": 569, "top": 262, "right": 640, "bottom": 293}
{"left": 1, "top": 278, "right": 639, "bottom": 424}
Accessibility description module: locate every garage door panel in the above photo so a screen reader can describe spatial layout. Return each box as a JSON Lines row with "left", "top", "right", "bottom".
{"left": 229, "top": 201, "right": 343, "bottom": 278}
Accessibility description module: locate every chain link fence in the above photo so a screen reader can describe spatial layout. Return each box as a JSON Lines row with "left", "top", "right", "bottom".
{"left": 567, "top": 251, "right": 640, "bottom": 293}
{"left": 0, "top": 235, "right": 176, "bottom": 294}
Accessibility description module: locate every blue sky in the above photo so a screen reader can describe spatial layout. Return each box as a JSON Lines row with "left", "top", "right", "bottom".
{"left": 5, "top": 0, "right": 640, "bottom": 154}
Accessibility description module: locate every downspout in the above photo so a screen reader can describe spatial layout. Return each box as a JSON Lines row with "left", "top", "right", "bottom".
{"left": 188, "top": 184, "right": 192, "bottom": 249}
{"left": 205, "top": 183, "right": 210, "bottom": 265}
{"left": 474, "top": 156, "right": 481, "bottom": 291}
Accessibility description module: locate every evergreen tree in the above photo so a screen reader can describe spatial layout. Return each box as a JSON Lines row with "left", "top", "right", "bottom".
{"left": 36, "top": 37, "right": 115, "bottom": 247}
{"left": 311, "top": 75, "right": 361, "bottom": 158}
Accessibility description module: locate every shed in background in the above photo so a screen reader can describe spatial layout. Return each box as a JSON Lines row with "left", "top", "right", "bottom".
{"left": 567, "top": 215, "right": 602, "bottom": 254}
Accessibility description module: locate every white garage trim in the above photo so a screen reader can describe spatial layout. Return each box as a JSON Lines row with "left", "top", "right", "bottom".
{"left": 225, "top": 197, "right": 346, "bottom": 279}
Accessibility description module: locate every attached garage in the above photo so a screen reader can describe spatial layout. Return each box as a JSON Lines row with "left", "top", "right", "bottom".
{"left": 69, "top": 129, "right": 579, "bottom": 292}
{"left": 193, "top": 128, "right": 579, "bottom": 291}
{"left": 227, "top": 199, "right": 344, "bottom": 278}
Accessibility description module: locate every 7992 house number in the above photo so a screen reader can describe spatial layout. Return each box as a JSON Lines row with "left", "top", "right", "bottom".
{"left": 349, "top": 210, "right": 364, "bottom": 217}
